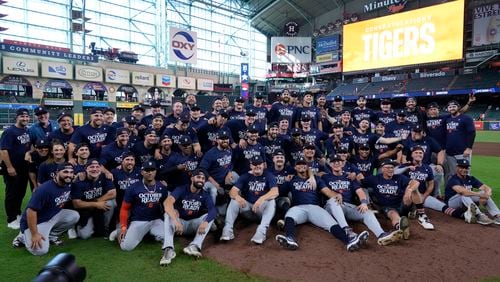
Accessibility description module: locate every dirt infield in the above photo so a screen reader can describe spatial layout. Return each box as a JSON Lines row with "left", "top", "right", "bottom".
{"left": 475, "top": 142, "right": 500, "bottom": 157}
{"left": 200, "top": 210, "right": 500, "bottom": 281}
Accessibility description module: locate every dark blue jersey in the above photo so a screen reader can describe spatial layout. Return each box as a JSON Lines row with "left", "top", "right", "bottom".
{"left": 233, "top": 142, "right": 266, "bottom": 174}
{"left": 246, "top": 105, "right": 268, "bottom": 128}
{"left": 385, "top": 121, "right": 413, "bottom": 139}
{"left": 350, "top": 155, "right": 378, "bottom": 177}
{"left": 0, "top": 125, "right": 31, "bottom": 167}
{"left": 235, "top": 172, "right": 277, "bottom": 204}
{"left": 48, "top": 128, "right": 75, "bottom": 149}
{"left": 305, "top": 159, "right": 329, "bottom": 175}
{"left": 400, "top": 163, "right": 434, "bottom": 194}
{"left": 100, "top": 142, "right": 129, "bottom": 170}
{"left": 129, "top": 141, "right": 156, "bottom": 166}
{"left": 112, "top": 166, "right": 142, "bottom": 208}
{"left": 163, "top": 126, "right": 199, "bottom": 152}
{"left": 351, "top": 108, "right": 376, "bottom": 128}
{"left": 190, "top": 117, "right": 207, "bottom": 130}
{"left": 171, "top": 185, "right": 216, "bottom": 222}
{"left": 281, "top": 175, "right": 327, "bottom": 206}
{"left": 343, "top": 161, "right": 361, "bottom": 175}
{"left": 445, "top": 175, "right": 483, "bottom": 203}
{"left": 266, "top": 165, "right": 295, "bottom": 190}
{"left": 405, "top": 108, "right": 424, "bottom": 126}
{"left": 70, "top": 124, "right": 114, "bottom": 158}
{"left": 164, "top": 152, "right": 201, "bottom": 188}
{"left": 294, "top": 106, "right": 321, "bottom": 128}
{"left": 72, "top": 174, "right": 114, "bottom": 201}
{"left": 301, "top": 128, "right": 328, "bottom": 148}
{"left": 226, "top": 119, "right": 264, "bottom": 144}
{"left": 259, "top": 136, "right": 286, "bottom": 166}
{"left": 402, "top": 136, "right": 441, "bottom": 164}
{"left": 352, "top": 131, "right": 374, "bottom": 147}
{"left": 363, "top": 174, "right": 410, "bottom": 208}
{"left": 196, "top": 122, "right": 233, "bottom": 153}
{"left": 445, "top": 114, "right": 475, "bottom": 155}
{"left": 20, "top": 180, "right": 72, "bottom": 232}
{"left": 322, "top": 172, "right": 361, "bottom": 204}
{"left": 28, "top": 151, "right": 48, "bottom": 174}
{"left": 228, "top": 109, "right": 246, "bottom": 121}
{"left": 37, "top": 161, "right": 60, "bottom": 184}
{"left": 325, "top": 135, "right": 355, "bottom": 156}
{"left": 375, "top": 111, "right": 396, "bottom": 125}
{"left": 425, "top": 115, "right": 447, "bottom": 148}
{"left": 199, "top": 147, "right": 233, "bottom": 184}
{"left": 268, "top": 103, "right": 295, "bottom": 126}
{"left": 123, "top": 181, "right": 169, "bottom": 222}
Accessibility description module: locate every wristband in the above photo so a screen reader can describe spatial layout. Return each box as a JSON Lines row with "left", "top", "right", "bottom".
{"left": 361, "top": 199, "right": 368, "bottom": 204}
{"left": 121, "top": 225, "right": 127, "bottom": 231}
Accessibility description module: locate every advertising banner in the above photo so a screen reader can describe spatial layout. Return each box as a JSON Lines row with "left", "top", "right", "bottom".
{"left": 169, "top": 27, "right": 197, "bottom": 64}
{"left": 75, "top": 65, "right": 102, "bottom": 82}
{"left": 0, "top": 42, "right": 97, "bottom": 63}
{"left": 177, "top": 76, "right": 196, "bottom": 90}
{"left": 271, "top": 37, "right": 312, "bottom": 63}
{"left": 474, "top": 121, "right": 484, "bottom": 130}
{"left": 155, "top": 74, "right": 176, "bottom": 88}
{"left": 372, "top": 73, "right": 407, "bottom": 82}
{"left": 343, "top": 0, "right": 464, "bottom": 72}
{"left": 132, "top": 72, "right": 154, "bottom": 86}
{"left": 488, "top": 122, "right": 500, "bottom": 131}
{"left": 41, "top": 61, "right": 72, "bottom": 79}
{"left": 241, "top": 63, "right": 249, "bottom": 99}
{"left": 472, "top": 3, "right": 500, "bottom": 46}
{"left": 44, "top": 99, "right": 74, "bottom": 106}
{"left": 3, "top": 57, "right": 38, "bottom": 76}
{"left": 315, "top": 52, "right": 339, "bottom": 63}
{"left": 315, "top": 35, "right": 340, "bottom": 54}
{"left": 197, "top": 78, "right": 214, "bottom": 91}
{"left": 105, "top": 69, "right": 130, "bottom": 84}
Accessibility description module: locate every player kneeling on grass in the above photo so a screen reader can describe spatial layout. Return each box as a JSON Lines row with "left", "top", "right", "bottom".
{"left": 119, "top": 161, "right": 169, "bottom": 251}
{"left": 160, "top": 169, "right": 216, "bottom": 266}
{"left": 445, "top": 159, "right": 500, "bottom": 226}
{"left": 72, "top": 158, "right": 116, "bottom": 239}
{"left": 275, "top": 157, "right": 369, "bottom": 252}
{"left": 361, "top": 159, "right": 434, "bottom": 240}
{"left": 396, "top": 146, "right": 466, "bottom": 222}
{"left": 12, "top": 163, "right": 80, "bottom": 255}
{"left": 220, "top": 155, "right": 279, "bottom": 245}
{"left": 322, "top": 154, "right": 402, "bottom": 246}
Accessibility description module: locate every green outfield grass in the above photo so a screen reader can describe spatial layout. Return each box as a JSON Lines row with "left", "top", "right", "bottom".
{"left": 475, "top": 131, "right": 500, "bottom": 143}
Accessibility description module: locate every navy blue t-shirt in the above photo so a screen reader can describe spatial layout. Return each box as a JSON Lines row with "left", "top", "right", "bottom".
{"left": 48, "top": 128, "right": 75, "bottom": 149}
{"left": 343, "top": 161, "right": 361, "bottom": 176}
{"left": 163, "top": 126, "right": 199, "bottom": 151}
{"left": 164, "top": 152, "right": 201, "bottom": 188}
{"left": 363, "top": 174, "right": 410, "bottom": 207}
{"left": 259, "top": 136, "right": 286, "bottom": 166}
{"left": 0, "top": 125, "right": 31, "bottom": 167}
{"left": 246, "top": 105, "right": 268, "bottom": 128}
{"left": 37, "top": 161, "right": 61, "bottom": 184}
{"left": 325, "top": 135, "right": 354, "bottom": 156}
{"left": 112, "top": 166, "right": 142, "bottom": 207}
{"left": 385, "top": 121, "right": 413, "bottom": 139}
{"left": 405, "top": 109, "right": 424, "bottom": 126}
{"left": 266, "top": 165, "right": 295, "bottom": 190}
{"left": 235, "top": 172, "right": 277, "bottom": 204}
{"left": 350, "top": 155, "right": 378, "bottom": 177}
{"left": 228, "top": 109, "right": 246, "bottom": 121}
{"left": 301, "top": 128, "right": 328, "bottom": 148}
{"left": 199, "top": 147, "right": 233, "bottom": 184}
{"left": 70, "top": 124, "right": 114, "bottom": 158}
{"left": 351, "top": 108, "right": 376, "bottom": 128}
{"left": 281, "top": 175, "right": 327, "bottom": 206}
{"left": 322, "top": 172, "right": 361, "bottom": 204}
{"left": 402, "top": 136, "right": 441, "bottom": 164}
{"left": 445, "top": 174, "right": 483, "bottom": 203}
{"left": 400, "top": 163, "right": 434, "bottom": 194}
{"left": 28, "top": 151, "right": 48, "bottom": 174}
{"left": 294, "top": 106, "right": 321, "bottom": 128}
{"left": 425, "top": 115, "right": 447, "bottom": 148}
{"left": 352, "top": 130, "right": 374, "bottom": 147}
{"left": 268, "top": 103, "right": 295, "bottom": 126}
{"left": 445, "top": 114, "right": 475, "bottom": 155}
{"left": 20, "top": 180, "right": 72, "bottom": 232}
{"left": 71, "top": 174, "right": 115, "bottom": 201}
{"left": 123, "top": 181, "right": 169, "bottom": 222}
{"left": 100, "top": 142, "right": 129, "bottom": 170}
{"left": 196, "top": 122, "right": 233, "bottom": 153}
{"left": 171, "top": 185, "right": 216, "bottom": 222}
{"left": 129, "top": 141, "right": 156, "bottom": 166}
{"left": 233, "top": 142, "right": 266, "bottom": 174}
{"left": 375, "top": 111, "right": 396, "bottom": 125}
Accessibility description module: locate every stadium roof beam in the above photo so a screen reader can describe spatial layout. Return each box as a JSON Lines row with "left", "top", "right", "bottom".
{"left": 283, "top": 0, "right": 312, "bottom": 26}
{"left": 192, "top": 0, "right": 251, "bottom": 17}
{"left": 167, "top": 0, "right": 191, "bottom": 27}
{"left": 250, "top": 0, "right": 280, "bottom": 21}
{"left": 254, "top": 18, "right": 280, "bottom": 35}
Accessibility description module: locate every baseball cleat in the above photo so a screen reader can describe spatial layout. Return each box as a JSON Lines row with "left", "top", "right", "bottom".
{"left": 346, "top": 236, "right": 360, "bottom": 252}
{"left": 344, "top": 227, "right": 358, "bottom": 242}
{"left": 49, "top": 237, "right": 64, "bottom": 246}
{"left": 477, "top": 213, "right": 494, "bottom": 225}
{"left": 276, "top": 219, "right": 285, "bottom": 231}
{"left": 160, "top": 248, "right": 176, "bottom": 266}
{"left": 12, "top": 232, "right": 25, "bottom": 248}
{"left": 464, "top": 203, "right": 478, "bottom": 224}
{"left": 494, "top": 217, "right": 500, "bottom": 225}
{"left": 417, "top": 214, "right": 435, "bottom": 230}
{"left": 183, "top": 244, "right": 202, "bottom": 258}
{"left": 357, "top": 230, "right": 369, "bottom": 248}
{"left": 275, "top": 234, "right": 298, "bottom": 250}
{"left": 377, "top": 230, "right": 402, "bottom": 246}
{"left": 250, "top": 233, "right": 266, "bottom": 245}
{"left": 399, "top": 216, "right": 410, "bottom": 240}
{"left": 219, "top": 230, "right": 235, "bottom": 241}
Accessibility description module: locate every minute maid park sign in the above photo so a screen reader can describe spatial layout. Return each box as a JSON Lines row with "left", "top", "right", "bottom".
{"left": 363, "top": 0, "right": 409, "bottom": 13}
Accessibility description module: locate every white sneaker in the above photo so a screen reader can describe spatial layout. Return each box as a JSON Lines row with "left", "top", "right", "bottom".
{"left": 183, "top": 244, "right": 202, "bottom": 258}
{"left": 250, "top": 232, "right": 266, "bottom": 245}
{"left": 67, "top": 228, "right": 77, "bottom": 239}
{"left": 219, "top": 229, "right": 234, "bottom": 241}
{"left": 418, "top": 214, "right": 435, "bottom": 230}
{"left": 108, "top": 230, "right": 118, "bottom": 241}
{"left": 160, "top": 248, "right": 176, "bottom": 266}
{"left": 12, "top": 232, "right": 25, "bottom": 248}
{"left": 7, "top": 217, "right": 20, "bottom": 230}
{"left": 477, "top": 213, "right": 494, "bottom": 225}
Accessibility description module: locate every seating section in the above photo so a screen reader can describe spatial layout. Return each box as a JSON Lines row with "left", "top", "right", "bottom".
{"left": 449, "top": 71, "right": 500, "bottom": 90}
{"left": 360, "top": 81, "right": 405, "bottom": 95}
{"left": 406, "top": 76, "right": 454, "bottom": 92}
{"left": 328, "top": 83, "right": 367, "bottom": 96}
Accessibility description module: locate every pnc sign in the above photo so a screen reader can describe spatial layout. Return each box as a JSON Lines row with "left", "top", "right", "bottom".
{"left": 169, "top": 27, "right": 197, "bottom": 64}
{"left": 271, "top": 37, "right": 311, "bottom": 63}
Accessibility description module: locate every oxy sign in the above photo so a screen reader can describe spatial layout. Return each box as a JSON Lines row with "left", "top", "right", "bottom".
{"left": 169, "top": 27, "right": 197, "bottom": 64}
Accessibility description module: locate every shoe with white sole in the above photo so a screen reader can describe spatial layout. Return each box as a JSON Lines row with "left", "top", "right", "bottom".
{"left": 377, "top": 230, "right": 402, "bottom": 246}
{"left": 160, "top": 248, "right": 176, "bottom": 266}
{"left": 183, "top": 244, "right": 202, "bottom": 258}
{"left": 276, "top": 234, "right": 298, "bottom": 250}
{"left": 7, "top": 216, "right": 20, "bottom": 230}
{"left": 357, "top": 230, "right": 369, "bottom": 248}
{"left": 399, "top": 216, "right": 410, "bottom": 240}
{"left": 67, "top": 228, "right": 77, "bottom": 239}
{"left": 464, "top": 203, "right": 478, "bottom": 224}
{"left": 250, "top": 232, "right": 266, "bottom": 245}
{"left": 108, "top": 230, "right": 118, "bottom": 241}
{"left": 477, "top": 213, "right": 494, "bottom": 225}
{"left": 494, "top": 217, "right": 500, "bottom": 225}
{"left": 219, "top": 229, "right": 234, "bottom": 241}
{"left": 418, "top": 214, "right": 435, "bottom": 230}
{"left": 12, "top": 233, "right": 25, "bottom": 248}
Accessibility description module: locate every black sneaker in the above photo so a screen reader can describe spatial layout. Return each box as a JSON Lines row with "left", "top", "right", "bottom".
{"left": 12, "top": 233, "right": 25, "bottom": 248}
{"left": 49, "top": 237, "right": 64, "bottom": 246}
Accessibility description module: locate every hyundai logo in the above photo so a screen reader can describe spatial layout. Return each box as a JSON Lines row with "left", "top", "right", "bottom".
{"left": 172, "top": 31, "right": 195, "bottom": 61}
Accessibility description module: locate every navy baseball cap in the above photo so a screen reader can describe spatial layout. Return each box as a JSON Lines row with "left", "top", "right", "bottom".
{"left": 268, "top": 122, "right": 279, "bottom": 129}
{"left": 273, "top": 149, "right": 285, "bottom": 156}
{"left": 411, "top": 145, "right": 424, "bottom": 152}
{"left": 456, "top": 159, "right": 470, "bottom": 167}
{"left": 16, "top": 108, "right": 30, "bottom": 117}
{"left": 103, "top": 107, "right": 115, "bottom": 114}
{"left": 341, "top": 110, "right": 351, "bottom": 115}
{"left": 132, "top": 104, "right": 145, "bottom": 112}
{"left": 406, "top": 97, "right": 417, "bottom": 102}
{"left": 304, "top": 142, "right": 316, "bottom": 150}
{"left": 150, "top": 100, "right": 162, "bottom": 107}
{"left": 291, "top": 92, "right": 299, "bottom": 97}
{"left": 85, "top": 158, "right": 101, "bottom": 168}
{"left": 412, "top": 125, "right": 423, "bottom": 132}
{"left": 179, "top": 135, "right": 192, "bottom": 146}
{"left": 333, "top": 95, "right": 343, "bottom": 102}
{"left": 160, "top": 133, "right": 172, "bottom": 141}
{"left": 144, "top": 128, "right": 157, "bottom": 136}
{"left": 357, "top": 95, "right": 366, "bottom": 100}
{"left": 152, "top": 113, "right": 164, "bottom": 120}
{"left": 120, "top": 151, "right": 135, "bottom": 161}
{"left": 90, "top": 107, "right": 103, "bottom": 115}
{"left": 447, "top": 100, "right": 460, "bottom": 107}
{"left": 75, "top": 142, "right": 90, "bottom": 151}
{"left": 192, "top": 168, "right": 207, "bottom": 178}
{"left": 380, "top": 99, "right": 391, "bottom": 105}
{"left": 358, "top": 143, "right": 370, "bottom": 150}
{"left": 254, "top": 93, "right": 264, "bottom": 99}
{"left": 34, "top": 106, "right": 48, "bottom": 116}
{"left": 245, "top": 109, "right": 257, "bottom": 116}
{"left": 397, "top": 109, "right": 407, "bottom": 116}
{"left": 35, "top": 138, "right": 50, "bottom": 148}
{"left": 295, "top": 157, "right": 308, "bottom": 165}
{"left": 332, "top": 122, "right": 343, "bottom": 128}
{"left": 57, "top": 111, "right": 72, "bottom": 122}
{"left": 337, "top": 147, "right": 349, "bottom": 154}
{"left": 217, "top": 130, "right": 230, "bottom": 139}
{"left": 116, "top": 127, "right": 129, "bottom": 137}
{"left": 125, "top": 115, "right": 137, "bottom": 124}
{"left": 56, "top": 162, "right": 74, "bottom": 172}
{"left": 247, "top": 124, "right": 259, "bottom": 133}
{"left": 141, "top": 160, "right": 157, "bottom": 171}
{"left": 291, "top": 128, "right": 302, "bottom": 136}
{"left": 217, "top": 109, "right": 229, "bottom": 118}
{"left": 178, "top": 113, "right": 191, "bottom": 123}
{"left": 427, "top": 102, "right": 439, "bottom": 109}
{"left": 190, "top": 104, "right": 201, "bottom": 111}
{"left": 329, "top": 154, "right": 342, "bottom": 162}
{"left": 380, "top": 158, "right": 398, "bottom": 167}
{"left": 301, "top": 115, "right": 312, "bottom": 122}
{"left": 250, "top": 155, "right": 264, "bottom": 165}
{"left": 235, "top": 97, "right": 245, "bottom": 103}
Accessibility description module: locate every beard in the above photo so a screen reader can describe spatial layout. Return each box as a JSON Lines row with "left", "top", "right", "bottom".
{"left": 193, "top": 181, "right": 204, "bottom": 189}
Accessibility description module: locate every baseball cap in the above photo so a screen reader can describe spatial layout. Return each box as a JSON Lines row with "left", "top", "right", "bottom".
{"left": 85, "top": 158, "right": 101, "bottom": 168}
{"left": 406, "top": 97, "right": 416, "bottom": 102}
{"left": 358, "top": 143, "right": 370, "bottom": 150}
{"left": 235, "top": 97, "right": 245, "bottom": 103}
{"left": 179, "top": 135, "right": 192, "bottom": 146}
{"left": 447, "top": 100, "right": 460, "bottom": 107}
{"left": 304, "top": 142, "right": 316, "bottom": 150}
{"left": 34, "top": 106, "right": 48, "bottom": 116}
{"left": 115, "top": 127, "right": 129, "bottom": 137}
{"left": 152, "top": 113, "right": 164, "bottom": 120}
{"left": 268, "top": 122, "right": 279, "bottom": 129}
{"left": 75, "top": 142, "right": 90, "bottom": 152}
{"left": 141, "top": 160, "right": 157, "bottom": 171}
{"left": 217, "top": 109, "right": 229, "bottom": 119}
{"left": 245, "top": 108, "right": 257, "bottom": 116}
{"left": 178, "top": 113, "right": 191, "bottom": 123}
{"left": 295, "top": 157, "right": 308, "bottom": 165}
{"left": 337, "top": 147, "right": 349, "bottom": 154}
{"left": 217, "top": 129, "right": 230, "bottom": 139}
{"left": 456, "top": 159, "right": 470, "bottom": 168}
{"left": 333, "top": 95, "right": 343, "bottom": 102}
{"left": 291, "top": 128, "right": 302, "bottom": 136}
{"left": 150, "top": 100, "right": 162, "bottom": 107}
{"left": 427, "top": 102, "right": 439, "bottom": 109}
{"left": 301, "top": 115, "right": 312, "bottom": 122}
{"left": 411, "top": 145, "right": 424, "bottom": 152}
{"left": 120, "top": 151, "right": 135, "bottom": 161}
{"left": 247, "top": 124, "right": 259, "bottom": 133}
{"left": 192, "top": 168, "right": 207, "bottom": 178}
{"left": 329, "top": 154, "right": 342, "bottom": 162}
{"left": 56, "top": 162, "right": 74, "bottom": 172}
{"left": 380, "top": 99, "right": 391, "bottom": 105}
{"left": 254, "top": 93, "right": 264, "bottom": 99}
{"left": 160, "top": 133, "right": 172, "bottom": 141}
{"left": 57, "top": 111, "right": 72, "bottom": 122}
{"left": 379, "top": 158, "right": 399, "bottom": 167}
{"left": 144, "top": 128, "right": 157, "bottom": 136}
{"left": 15, "top": 108, "right": 29, "bottom": 117}
{"left": 125, "top": 115, "right": 137, "bottom": 124}
{"left": 397, "top": 109, "right": 407, "bottom": 116}
{"left": 341, "top": 110, "right": 351, "bottom": 115}
{"left": 89, "top": 107, "right": 103, "bottom": 115}
{"left": 290, "top": 92, "right": 299, "bottom": 97}
{"left": 103, "top": 107, "right": 115, "bottom": 114}
{"left": 250, "top": 155, "right": 264, "bottom": 165}
{"left": 132, "top": 104, "right": 145, "bottom": 112}
{"left": 273, "top": 149, "right": 285, "bottom": 156}
{"left": 303, "top": 92, "right": 313, "bottom": 97}
{"left": 190, "top": 104, "right": 201, "bottom": 111}
{"left": 332, "top": 122, "right": 343, "bottom": 128}
{"left": 412, "top": 125, "right": 423, "bottom": 132}
{"left": 35, "top": 138, "right": 50, "bottom": 148}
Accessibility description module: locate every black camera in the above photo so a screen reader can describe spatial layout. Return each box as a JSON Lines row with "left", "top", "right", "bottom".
{"left": 33, "top": 253, "right": 86, "bottom": 282}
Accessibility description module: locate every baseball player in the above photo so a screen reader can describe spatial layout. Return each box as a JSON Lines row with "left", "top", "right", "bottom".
{"left": 375, "top": 99, "right": 396, "bottom": 125}
{"left": 267, "top": 149, "right": 294, "bottom": 226}
{"left": 37, "top": 141, "right": 67, "bottom": 186}
{"left": 232, "top": 124, "right": 266, "bottom": 175}
{"left": 294, "top": 92, "right": 322, "bottom": 130}
{"left": 28, "top": 138, "right": 50, "bottom": 190}
{"left": 99, "top": 127, "right": 130, "bottom": 171}
{"left": 351, "top": 95, "right": 376, "bottom": 128}
{"left": 129, "top": 128, "right": 157, "bottom": 167}
{"left": 162, "top": 135, "right": 201, "bottom": 190}
{"left": 119, "top": 161, "right": 169, "bottom": 251}
{"left": 73, "top": 143, "right": 91, "bottom": 175}
{"left": 445, "top": 159, "right": 500, "bottom": 225}
{"left": 275, "top": 157, "right": 369, "bottom": 251}
{"left": 267, "top": 89, "right": 296, "bottom": 127}
{"left": 322, "top": 154, "right": 402, "bottom": 246}
{"left": 11, "top": 163, "right": 80, "bottom": 255}
{"left": 246, "top": 93, "right": 268, "bottom": 129}
{"left": 385, "top": 110, "right": 413, "bottom": 139}
{"left": 220, "top": 155, "right": 278, "bottom": 244}
{"left": 165, "top": 102, "right": 186, "bottom": 126}
{"left": 28, "top": 106, "right": 59, "bottom": 143}
{"left": 258, "top": 122, "right": 286, "bottom": 166}
{"left": 325, "top": 122, "right": 355, "bottom": 157}
{"left": 163, "top": 112, "right": 202, "bottom": 156}
{"left": 47, "top": 111, "right": 75, "bottom": 149}
{"left": 160, "top": 169, "right": 216, "bottom": 266}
